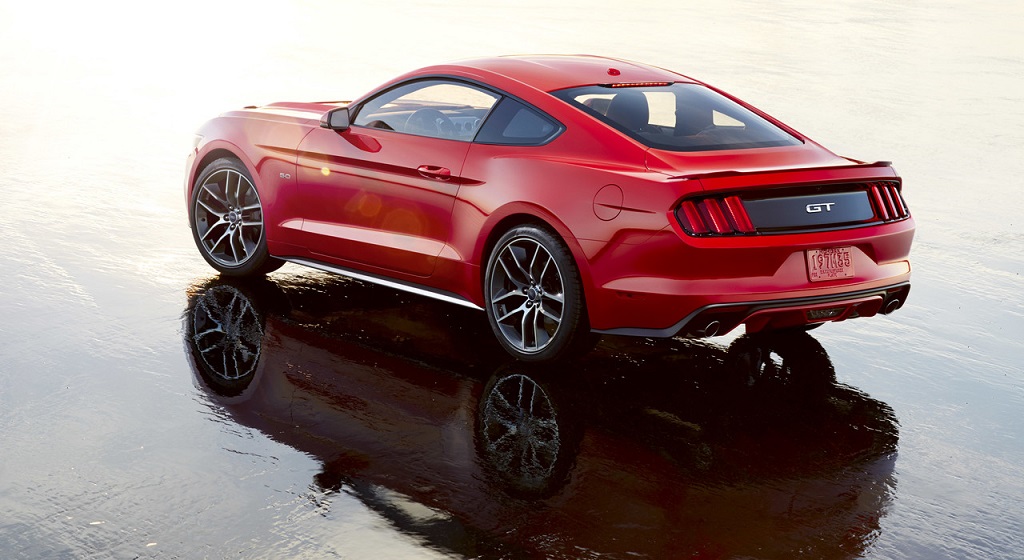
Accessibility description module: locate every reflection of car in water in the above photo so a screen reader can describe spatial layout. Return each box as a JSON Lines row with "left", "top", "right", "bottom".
{"left": 183, "top": 274, "right": 899, "bottom": 559}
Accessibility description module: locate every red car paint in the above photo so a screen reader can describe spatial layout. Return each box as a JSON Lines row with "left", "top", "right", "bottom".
{"left": 185, "top": 55, "right": 914, "bottom": 359}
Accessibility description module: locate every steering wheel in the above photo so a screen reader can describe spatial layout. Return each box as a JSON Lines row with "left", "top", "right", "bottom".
{"left": 406, "top": 108, "right": 456, "bottom": 138}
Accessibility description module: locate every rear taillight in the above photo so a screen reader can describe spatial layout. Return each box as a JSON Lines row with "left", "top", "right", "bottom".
{"left": 676, "top": 196, "right": 756, "bottom": 236}
{"left": 869, "top": 181, "right": 909, "bottom": 221}
{"left": 677, "top": 182, "right": 909, "bottom": 237}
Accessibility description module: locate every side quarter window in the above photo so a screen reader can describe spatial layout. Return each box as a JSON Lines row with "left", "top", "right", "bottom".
{"left": 474, "top": 98, "right": 563, "bottom": 146}
{"left": 353, "top": 80, "right": 499, "bottom": 141}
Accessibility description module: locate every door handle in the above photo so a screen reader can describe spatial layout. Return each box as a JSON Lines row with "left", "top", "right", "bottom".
{"left": 417, "top": 165, "right": 452, "bottom": 181}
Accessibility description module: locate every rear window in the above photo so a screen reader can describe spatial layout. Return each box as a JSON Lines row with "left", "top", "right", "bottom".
{"left": 552, "top": 83, "right": 800, "bottom": 152}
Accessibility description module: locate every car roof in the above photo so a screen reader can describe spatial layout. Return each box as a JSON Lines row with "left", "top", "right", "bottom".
{"left": 414, "top": 55, "right": 696, "bottom": 93}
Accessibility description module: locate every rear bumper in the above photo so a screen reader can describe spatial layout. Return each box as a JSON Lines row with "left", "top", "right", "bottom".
{"left": 593, "top": 282, "right": 910, "bottom": 337}
{"left": 582, "top": 214, "right": 914, "bottom": 338}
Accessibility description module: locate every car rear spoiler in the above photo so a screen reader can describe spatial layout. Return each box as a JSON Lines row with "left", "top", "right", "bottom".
{"left": 670, "top": 161, "right": 899, "bottom": 192}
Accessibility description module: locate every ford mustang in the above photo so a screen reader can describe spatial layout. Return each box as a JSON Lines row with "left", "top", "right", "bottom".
{"left": 185, "top": 55, "right": 915, "bottom": 361}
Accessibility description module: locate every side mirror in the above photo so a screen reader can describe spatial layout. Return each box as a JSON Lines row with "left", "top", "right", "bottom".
{"left": 320, "top": 107, "right": 350, "bottom": 131}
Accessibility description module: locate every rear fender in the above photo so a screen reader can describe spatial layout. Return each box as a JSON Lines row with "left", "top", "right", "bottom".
{"left": 470, "top": 202, "right": 596, "bottom": 309}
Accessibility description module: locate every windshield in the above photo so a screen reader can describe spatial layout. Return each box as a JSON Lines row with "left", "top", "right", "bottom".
{"left": 552, "top": 82, "right": 801, "bottom": 152}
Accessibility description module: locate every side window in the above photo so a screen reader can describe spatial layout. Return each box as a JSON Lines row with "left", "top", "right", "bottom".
{"left": 475, "top": 98, "right": 562, "bottom": 146}
{"left": 353, "top": 80, "right": 499, "bottom": 141}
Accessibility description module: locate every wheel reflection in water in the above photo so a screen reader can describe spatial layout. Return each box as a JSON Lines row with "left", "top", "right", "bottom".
{"left": 480, "top": 373, "right": 561, "bottom": 494}
{"left": 190, "top": 284, "right": 263, "bottom": 382}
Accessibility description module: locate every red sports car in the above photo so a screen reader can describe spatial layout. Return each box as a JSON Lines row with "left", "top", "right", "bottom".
{"left": 185, "top": 55, "right": 914, "bottom": 361}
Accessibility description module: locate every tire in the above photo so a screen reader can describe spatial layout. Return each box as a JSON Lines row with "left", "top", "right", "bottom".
{"left": 190, "top": 157, "right": 283, "bottom": 276}
{"left": 484, "top": 225, "right": 590, "bottom": 361}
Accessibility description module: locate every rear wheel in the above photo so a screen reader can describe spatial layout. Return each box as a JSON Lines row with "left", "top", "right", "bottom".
{"left": 484, "top": 225, "right": 590, "bottom": 361}
{"left": 191, "top": 157, "right": 282, "bottom": 276}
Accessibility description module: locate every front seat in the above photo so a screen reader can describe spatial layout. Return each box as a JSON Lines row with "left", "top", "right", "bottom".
{"left": 604, "top": 90, "right": 650, "bottom": 133}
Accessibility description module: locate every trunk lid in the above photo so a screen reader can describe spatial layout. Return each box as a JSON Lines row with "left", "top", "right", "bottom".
{"left": 658, "top": 149, "right": 909, "bottom": 236}
{"left": 646, "top": 142, "right": 859, "bottom": 189}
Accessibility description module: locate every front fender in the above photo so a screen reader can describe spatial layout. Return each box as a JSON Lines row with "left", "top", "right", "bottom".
{"left": 186, "top": 116, "right": 314, "bottom": 250}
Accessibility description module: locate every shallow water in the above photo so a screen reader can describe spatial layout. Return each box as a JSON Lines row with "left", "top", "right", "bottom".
{"left": 0, "top": 1, "right": 1022, "bottom": 558}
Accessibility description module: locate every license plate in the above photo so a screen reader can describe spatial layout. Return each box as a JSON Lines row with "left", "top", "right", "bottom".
{"left": 806, "top": 247, "right": 854, "bottom": 282}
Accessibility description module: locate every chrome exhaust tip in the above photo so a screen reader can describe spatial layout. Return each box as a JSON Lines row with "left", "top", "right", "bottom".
{"left": 702, "top": 320, "right": 721, "bottom": 337}
{"left": 883, "top": 298, "right": 901, "bottom": 314}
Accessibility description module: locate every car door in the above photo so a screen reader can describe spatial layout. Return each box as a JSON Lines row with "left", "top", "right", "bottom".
{"left": 296, "top": 79, "right": 499, "bottom": 277}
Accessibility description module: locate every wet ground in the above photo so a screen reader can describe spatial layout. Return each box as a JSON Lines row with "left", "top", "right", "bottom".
{"left": 1, "top": 1, "right": 1022, "bottom": 558}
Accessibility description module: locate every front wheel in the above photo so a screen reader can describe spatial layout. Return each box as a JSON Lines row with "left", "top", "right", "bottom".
{"left": 190, "top": 157, "right": 283, "bottom": 276}
{"left": 484, "top": 225, "right": 591, "bottom": 362}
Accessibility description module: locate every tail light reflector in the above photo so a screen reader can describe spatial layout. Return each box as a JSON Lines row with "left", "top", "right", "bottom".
{"left": 676, "top": 196, "right": 755, "bottom": 236}
{"left": 678, "top": 201, "right": 709, "bottom": 234}
{"left": 702, "top": 198, "right": 731, "bottom": 234}
{"left": 723, "top": 196, "right": 755, "bottom": 232}
{"left": 869, "top": 181, "right": 909, "bottom": 221}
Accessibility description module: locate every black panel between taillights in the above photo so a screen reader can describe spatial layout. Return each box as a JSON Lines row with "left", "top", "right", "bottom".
{"left": 675, "top": 181, "right": 910, "bottom": 236}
